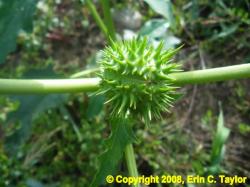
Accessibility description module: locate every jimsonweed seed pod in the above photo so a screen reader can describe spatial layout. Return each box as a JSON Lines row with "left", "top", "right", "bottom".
{"left": 97, "top": 38, "right": 182, "bottom": 125}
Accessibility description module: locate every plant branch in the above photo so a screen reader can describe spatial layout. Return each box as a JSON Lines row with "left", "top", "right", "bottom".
{"left": 85, "top": 0, "right": 109, "bottom": 39}
{"left": 100, "top": 0, "right": 116, "bottom": 40}
{"left": 125, "top": 144, "right": 140, "bottom": 187}
{"left": 70, "top": 68, "right": 100, "bottom": 78}
{"left": 0, "top": 64, "right": 250, "bottom": 94}
{"left": 0, "top": 78, "right": 100, "bottom": 94}
{"left": 170, "top": 63, "right": 250, "bottom": 85}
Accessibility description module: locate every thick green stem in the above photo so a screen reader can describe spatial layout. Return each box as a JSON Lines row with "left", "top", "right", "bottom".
{"left": 125, "top": 144, "right": 140, "bottom": 187}
{"left": 170, "top": 63, "right": 250, "bottom": 85}
{"left": 0, "top": 64, "right": 249, "bottom": 94}
{"left": 0, "top": 78, "right": 100, "bottom": 94}
{"left": 100, "top": 0, "right": 116, "bottom": 40}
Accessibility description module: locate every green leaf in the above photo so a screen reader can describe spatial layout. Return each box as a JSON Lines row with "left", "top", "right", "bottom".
{"left": 238, "top": 123, "right": 250, "bottom": 135}
{"left": 211, "top": 24, "right": 239, "bottom": 40}
{"left": 26, "top": 179, "right": 44, "bottom": 187}
{"left": 4, "top": 67, "right": 67, "bottom": 155}
{"left": 208, "top": 110, "right": 230, "bottom": 174}
{"left": 86, "top": 95, "right": 105, "bottom": 120}
{"left": 5, "top": 94, "right": 67, "bottom": 155}
{"left": 0, "top": 0, "right": 38, "bottom": 64}
{"left": 90, "top": 119, "right": 134, "bottom": 187}
{"left": 139, "top": 19, "right": 168, "bottom": 37}
{"left": 139, "top": 19, "right": 180, "bottom": 49}
{"left": 144, "top": 0, "right": 175, "bottom": 28}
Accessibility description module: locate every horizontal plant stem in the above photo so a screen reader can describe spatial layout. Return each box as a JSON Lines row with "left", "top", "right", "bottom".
{"left": 0, "top": 78, "right": 100, "bottom": 94}
{"left": 169, "top": 63, "right": 250, "bottom": 85}
{"left": 0, "top": 64, "right": 249, "bottom": 94}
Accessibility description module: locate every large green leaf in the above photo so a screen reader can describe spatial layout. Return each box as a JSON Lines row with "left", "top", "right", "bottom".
{"left": 0, "top": 0, "right": 38, "bottom": 64}
{"left": 6, "top": 94, "right": 67, "bottom": 155}
{"left": 4, "top": 67, "right": 68, "bottom": 155}
{"left": 90, "top": 119, "right": 135, "bottom": 187}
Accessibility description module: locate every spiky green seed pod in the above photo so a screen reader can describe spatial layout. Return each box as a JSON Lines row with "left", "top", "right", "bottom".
{"left": 97, "top": 38, "right": 182, "bottom": 125}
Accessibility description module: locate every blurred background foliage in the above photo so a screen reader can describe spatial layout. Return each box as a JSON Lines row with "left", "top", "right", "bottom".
{"left": 0, "top": 0, "right": 250, "bottom": 186}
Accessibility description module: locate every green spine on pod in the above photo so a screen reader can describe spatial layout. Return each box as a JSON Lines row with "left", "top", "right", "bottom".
{"left": 97, "top": 38, "right": 182, "bottom": 125}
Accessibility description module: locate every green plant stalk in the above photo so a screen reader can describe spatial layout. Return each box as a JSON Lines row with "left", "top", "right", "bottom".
{"left": 70, "top": 68, "right": 100, "bottom": 78}
{"left": 85, "top": 0, "right": 109, "bottom": 39}
{"left": 0, "top": 64, "right": 250, "bottom": 94}
{"left": 100, "top": 0, "right": 116, "bottom": 40}
{"left": 170, "top": 63, "right": 250, "bottom": 85}
{"left": 125, "top": 144, "right": 140, "bottom": 187}
{"left": 0, "top": 78, "right": 100, "bottom": 94}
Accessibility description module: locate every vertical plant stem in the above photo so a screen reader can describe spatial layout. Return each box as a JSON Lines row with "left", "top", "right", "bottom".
{"left": 85, "top": 0, "right": 109, "bottom": 39}
{"left": 125, "top": 143, "right": 140, "bottom": 187}
{"left": 100, "top": 0, "right": 116, "bottom": 40}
